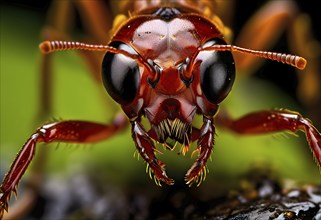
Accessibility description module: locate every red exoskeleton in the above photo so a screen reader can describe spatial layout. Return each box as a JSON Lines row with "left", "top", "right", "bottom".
{"left": 1, "top": 0, "right": 321, "bottom": 217}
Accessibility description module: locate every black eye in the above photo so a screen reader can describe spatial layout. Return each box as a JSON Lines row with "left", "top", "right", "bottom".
{"left": 102, "top": 41, "right": 140, "bottom": 105}
{"left": 197, "top": 38, "right": 235, "bottom": 103}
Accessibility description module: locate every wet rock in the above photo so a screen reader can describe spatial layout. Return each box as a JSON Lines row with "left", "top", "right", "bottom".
{"left": 22, "top": 172, "right": 321, "bottom": 220}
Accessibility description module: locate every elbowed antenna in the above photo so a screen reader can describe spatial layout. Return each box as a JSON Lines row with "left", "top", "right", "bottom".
{"left": 40, "top": 41, "right": 307, "bottom": 70}
{"left": 39, "top": 40, "right": 139, "bottom": 61}
{"left": 39, "top": 40, "right": 158, "bottom": 81}
{"left": 179, "top": 44, "right": 307, "bottom": 82}
{"left": 40, "top": 40, "right": 307, "bottom": 85}
{"left": 202, "top": 45, "right": 307, "bottom": 70}
{"left": 39, "top": 41, "right": 307, "bottom": 70}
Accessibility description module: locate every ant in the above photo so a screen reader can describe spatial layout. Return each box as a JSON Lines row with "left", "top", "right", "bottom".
{"left": 1, "top": 0, "right": 320, "bottom": 218}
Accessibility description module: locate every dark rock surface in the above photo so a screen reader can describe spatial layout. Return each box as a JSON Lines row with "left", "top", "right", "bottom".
{"left": 21, "top": 171, "right": 321, "bottom": 220}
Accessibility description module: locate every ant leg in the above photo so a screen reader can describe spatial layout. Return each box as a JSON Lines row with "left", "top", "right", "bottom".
{"left": 233, "top": 0, "right": 321, "bottom": 110}
{"left": 39, "top": 1, "right": 74, "bottom": 118}
{"left": 0, "top": 114, "right": 128, "bottom": 218}
{"left": 216, "top": 109, "right": 321, "bottom": 168}
{"left": 234, "top": 0, "right": 298, "bottom": 72}
{"left": 288, "top": 13, "right": 321, "bottom": 124}
{"left": 40, "top": 0, "right": 112, "bottom": 108}
{"left": 72, "top": 0, "right": 113, "bottom": 82}
{"left": 11, "top": 3, "right": 115, "bottom": 219}
{"left": 185, "top": 117, "right": 214, "bottom": 186}
{"left": 8, "top": 3, "right": 116, "bottom": 219}
{"left": 74, "top": 1, "right": 112, "bottom": 44}
{"left": 131, "top": 121, "right": 174, "bottom": 186}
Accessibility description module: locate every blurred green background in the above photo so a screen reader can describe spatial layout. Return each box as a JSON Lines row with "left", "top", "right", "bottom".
{"left": 0, "top": 0, "right": 320, "bottom": 197}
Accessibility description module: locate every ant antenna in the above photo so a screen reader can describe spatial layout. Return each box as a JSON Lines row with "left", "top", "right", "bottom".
{"left": 39, "top": 40, "right": 158, "bottom": 81}
{"left": 39, "top": 40, "right": 139, "bottom": 61}
{"left": 40, "top": 40, "right": 307, "bottom": 85}
{"left": 202, "top": 45, "right": 307, "bottom": 70}
{"left": 40, "top": 41, "right": 306, "bottom": 70}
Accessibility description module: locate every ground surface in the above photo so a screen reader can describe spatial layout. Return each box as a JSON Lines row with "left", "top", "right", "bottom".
{"left": 19, "top": 170, "right": 321, "bottom": 220}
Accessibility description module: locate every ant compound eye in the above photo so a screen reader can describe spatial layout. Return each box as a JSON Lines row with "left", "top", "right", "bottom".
{"left": 197, "top": 38, "right": 235, "bottom": 103}
{"left": 102, "top": 41, "right": 140, "bottom": 105}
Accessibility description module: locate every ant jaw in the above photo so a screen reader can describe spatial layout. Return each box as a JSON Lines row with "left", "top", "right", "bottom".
{"left": 153, "top": 118, "right": 191, "bottom": 146}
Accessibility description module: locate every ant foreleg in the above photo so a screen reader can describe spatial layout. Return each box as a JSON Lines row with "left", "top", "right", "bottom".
{"left": 0, "top": 114, "right": 128, "bottom": 217}
{"left": 216, "top": 109, "right": 321, "bottom": 168}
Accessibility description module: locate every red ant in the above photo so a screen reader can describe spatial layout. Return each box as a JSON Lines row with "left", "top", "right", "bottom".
{"left": 1, "top": 1, "right": 320, "bottom": 218}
